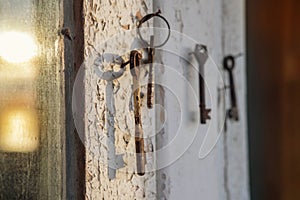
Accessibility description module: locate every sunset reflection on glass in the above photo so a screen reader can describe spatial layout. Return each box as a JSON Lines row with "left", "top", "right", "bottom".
{"left": 0, "top": 31, "right": 37, "bottom": 63}
{"left": 0, "top": 105, "right": 39, "bottom": 152}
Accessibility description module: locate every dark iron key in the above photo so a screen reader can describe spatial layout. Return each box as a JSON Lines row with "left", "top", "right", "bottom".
{"left": 223, "top": 55, "right": 239, "bottom": 121}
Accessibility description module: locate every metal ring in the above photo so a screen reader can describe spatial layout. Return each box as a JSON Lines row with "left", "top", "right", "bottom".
{"left": 137, "top": 10, "right": 170, "bottom": 48}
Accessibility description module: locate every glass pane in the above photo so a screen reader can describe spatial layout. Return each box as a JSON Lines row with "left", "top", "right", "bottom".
{"left": 0, "top": 0, "right": 64, "bottom": 199}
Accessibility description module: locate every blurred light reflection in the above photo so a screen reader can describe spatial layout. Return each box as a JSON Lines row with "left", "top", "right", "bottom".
{"left": 0, "top": 31, "right": 37, "bottom": 63}
{"left": 0, "top": 105, "right": 39, "bottom": 152}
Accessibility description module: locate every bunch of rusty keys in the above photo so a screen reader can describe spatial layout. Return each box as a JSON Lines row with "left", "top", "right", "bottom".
{"left": 127, "top": 10, "right": 170, "bottom": 175}
{"left": 223, "top": 55, "right": 239, "bottom": 121}
{"left": 192, "top": 44, "right": 211, "bottom": 124}
{"left": 91, "top": 10, "right": 170, "bottom": 177}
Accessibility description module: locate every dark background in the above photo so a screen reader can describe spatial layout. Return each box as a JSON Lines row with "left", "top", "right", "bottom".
{"left": 247, "top": 0, "right": 300, "bottom": 199}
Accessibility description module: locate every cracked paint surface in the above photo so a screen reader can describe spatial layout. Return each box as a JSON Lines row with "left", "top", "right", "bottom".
{"left": 83, "top": 0, "right": 156, "bottom": 199}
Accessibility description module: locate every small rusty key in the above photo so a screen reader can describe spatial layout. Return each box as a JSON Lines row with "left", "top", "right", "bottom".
{"left": 223, "top": 55, "right": 239, "bottom": 121}
{"left": 192, "top": 44, "right": 211, "bottom": 124}
{"left": 146, "top": 35, "right": 155, "bottom": 108}
{"left": 137, "top": 10, "right": 171, "bottom": 109}
{"left": 130, "top": 50, "right": 146, "bottom": 176}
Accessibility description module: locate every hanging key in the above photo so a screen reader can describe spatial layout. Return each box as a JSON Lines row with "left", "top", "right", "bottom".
{"left": 130, "top": 50, "right": 146, "bottom": 176}
{"left": 137, "top": 10, "right": 171, "bottom": 109}
{"left": 223, "top": 55, "right": 239, "bottom": 121}
{"left": 192, "top": 44, "right": 211, "bottom": 124}
{"left": 146, "top": 35, "right": 155, "bottom": 108}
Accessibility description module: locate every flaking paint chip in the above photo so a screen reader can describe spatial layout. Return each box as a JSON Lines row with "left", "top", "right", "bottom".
{"left": 136, "top": 11, "right": 143, "bottom": 20}
{"left": 121, "top": 24, "right": 130, "bottom": 30}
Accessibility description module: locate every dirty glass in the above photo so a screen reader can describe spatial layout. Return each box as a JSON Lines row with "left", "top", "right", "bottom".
{"left": 0, "top": 0, "right": 64, "bottom": 199}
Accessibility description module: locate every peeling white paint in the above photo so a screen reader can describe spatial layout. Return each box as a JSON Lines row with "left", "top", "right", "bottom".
{"left": 84, "top": 0, "right": 156, "bottom": 199}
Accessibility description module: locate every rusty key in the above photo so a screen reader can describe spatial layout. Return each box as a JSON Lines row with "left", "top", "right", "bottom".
{"left": 146, "top": 35, "right": 155, "bottom": 108}
{"left": 137, "top": 10, "right": 171, "bottom": 109}
{"left": 130, "top": 50, "right": 146, "bottom": 176}
{"left": 223, "top": 55, "right": 239, "bottom": 121}
{"left": 192, "top": 44, "right": 211, "bottom": 124}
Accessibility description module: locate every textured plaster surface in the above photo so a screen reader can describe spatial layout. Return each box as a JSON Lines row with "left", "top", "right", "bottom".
{"left": 83, "top": 0, "right": 156, "bottom": 199}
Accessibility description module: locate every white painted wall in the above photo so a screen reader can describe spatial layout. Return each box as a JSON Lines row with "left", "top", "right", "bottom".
{"left": 154, "top": 0, "right": 249, "bottom": 199}
{"left": 222, "top": 1, "right": 249, "bottom": 199}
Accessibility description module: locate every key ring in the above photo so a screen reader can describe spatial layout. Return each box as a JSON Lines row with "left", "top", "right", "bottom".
{"left": 137, "top": 10, "right": 171, "bottom": 48}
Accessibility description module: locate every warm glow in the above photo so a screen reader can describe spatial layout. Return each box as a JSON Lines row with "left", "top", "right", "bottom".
{"left": 0, "top": 31, "right": 37, "bottom": 63}
{"left": 0, "top": 106, "right": 39, "bottom": 152}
